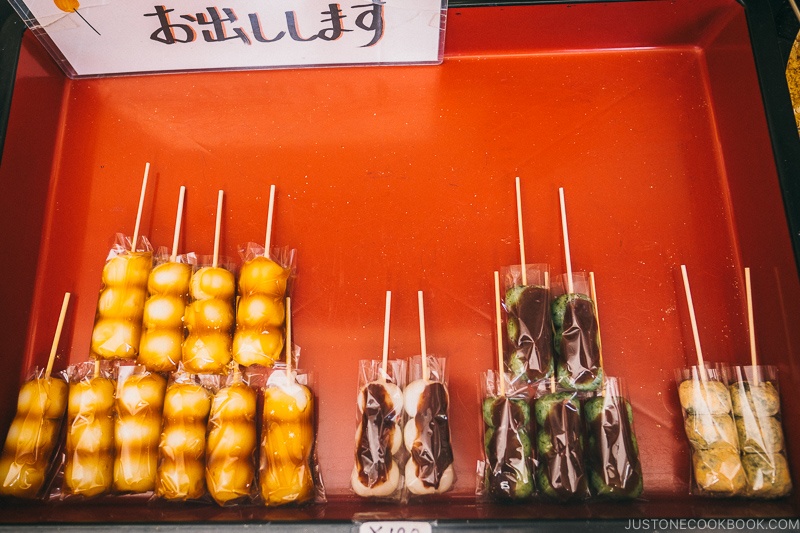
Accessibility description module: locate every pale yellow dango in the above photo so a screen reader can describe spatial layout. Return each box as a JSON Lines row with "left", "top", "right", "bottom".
{"left": 138, "top": 330, "right": 182, "bottom": 372}
{"left": 117, "top": 374, "right": 167, "bottom": 415}
{"left": 102, "top": 253, "right": 152, "bottom": 287}
{"left": 65, "top": 454, "right": 113, "bottom": 497}
{"left": 142, "top": 295, "right": 185, "bottom": 330}
{"left": 263, "top": 383, "right": 312, "bottom": 424}
{"left": 206, "top": 382, "right": 257, "bottom": 505}
{"left": 91, "top": 319, "right": 141, "bottom": 359}
{"left": 186, "top": 298, "right": 234, "bottom": 331}
{"left": 96, "top": 287, "right": 147, "bottom": 320}
{"left": 148, "top": 262, "right": 191, "bottom": 296}
{"left": 182, "top": 333, "right": 231, "bottom": 374}
{"left": 17, "top": 378, "right": 68, "bottom": 418}
{"left": 238, "top": 256, "right": 289, "bottom": 297}
{"left": 68, "top": 419, "right": 114, "bottom": 454}
{"left": 232, "top": 329, "right": 284, "bottom": 367}
{"left": 163, "top": 383, "right": 212, "bottom": 420}
{"left": 236, "top": 295, "right": 284, "bottom": 329}
{"left": 67, "top": 378, "right": 115, "bottom": 418}
{"left": 190, "top": 267, "right": 235, "bottom": 301}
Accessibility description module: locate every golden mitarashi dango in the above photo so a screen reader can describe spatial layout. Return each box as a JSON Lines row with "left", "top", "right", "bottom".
{"left": 148, "top": 262, "right": 192, "bottom": 296}
{"left": 236, "top": 295, "right": 284, "bottom": 330}
{"left": 157, "top": 381, "right": 212, "bottom": 500}
{"left": 238, "top": 256, "right": 289, "bottom": 297}
{"left": 232, "top": 330, "right": 284, "bottom": 368}
{"left": 0, "top": 377, "right": 68, "bottom": 498}
{"left": 113, "top": 372, "right": 166, "bottom": 493}
{"left": 260, "top": 379, "right": 315, "bottom": 506}
{"left": 191, "top": 267, "right": 235, "bottom": 301}
{"left": 65, "top": 374, "right": 115, "bottom": 497}
{"left": 206, "top": 380, "right": 257, "bottom": 505}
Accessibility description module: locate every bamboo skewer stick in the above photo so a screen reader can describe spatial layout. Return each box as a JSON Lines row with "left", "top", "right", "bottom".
{"left": 264, "top": 184, "right": 276, "bottom": 258}
{"left": 559, "top": 187, "right": 574, "bottom": 294}
{"left": 212, "top": 190, "right": 224, "bottom": 269}
{"left": 170, "top": 186, "right": 186, "bottom": 263}
{"left": 515, "top": 177, "right": 527, "bottom": 286}
{"left": 494, "top": 271, "right": 505, "bottom": 397}
{"left": 131, "top": 163, "right": 150, "bottom": 252}
{"left": 418, "top": 291, "right": 429, "bottom": 382}
{"left": 744, "top": 267, "right": 760, "bottom": 384}
{"left": 45, "top": 293, "right": 71, "bottom": 379}
{"left": 381, "top": 291, "right": 392, "bottom": 383}
{"left": 680, "top": 265, "right": 708, "bottom": 382}
{"left": 285, "top": 296, "right": 293, "bottom": 382}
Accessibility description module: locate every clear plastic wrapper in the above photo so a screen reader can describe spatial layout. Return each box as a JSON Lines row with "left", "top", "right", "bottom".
{"left": 726, "top": 365, "right": 792, "bottom": 499}
{"left": 502, "top": 264, "right": 554, "bottom": 385}
{"left": 551, "top": 273, "right": 603, "bottom": 391}
{"left": 403, "top": 355, "right": 455, "bottom": 497}
{"left": 259, "top": 363, "right": 322, "bottom": 506}
{"left": 675, "top": 366, "right": 746, "bottom": 497}
{"left": 232, "top": 244, "right": 295, "bottom": 368}
{"left": 113, "top": 364, "right": 167, "bottom": 494}
{"left": 350, "top": 359, "right": 407, "bottom": 500}
{"left": 182, "top": 257, "right": 236, "bottom": 374}
{"left": 90, "top": 233, "right": 153, "bottom": 360}
{"left": 138, "top": 250, "right": 195, "bottom": 373}
{"left": 0, "top": 368, "right": 68, "bottom": 499}
{"left": 477, "top": 370, "right": 535, "bottom": 501}
{"left": 205, "top": 367, "right": 257, "bottom": 506}
{"left": 583, "top": 377, "right": 643, "bottom": 499}
{"left": 155, "top": 368, "right": 214, "bottom": 501}
{"left": 62, "top": 360, "right": 116, "bottom": 499}
{"left": 533, "top": 385, "right": 590, "bottom": 501}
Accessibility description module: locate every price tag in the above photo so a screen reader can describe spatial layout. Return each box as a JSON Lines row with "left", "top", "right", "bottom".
{"left": 359, "top": 521, "right": 433, "bottom": 533}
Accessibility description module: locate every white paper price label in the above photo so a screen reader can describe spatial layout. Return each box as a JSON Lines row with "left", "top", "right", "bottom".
{"left": 359, "top": 521, "right": 433, "bottom": 533}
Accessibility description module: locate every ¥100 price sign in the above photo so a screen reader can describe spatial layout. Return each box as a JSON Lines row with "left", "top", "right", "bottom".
{"left": 7, "top": 0, "right": 447, "bottom": 77}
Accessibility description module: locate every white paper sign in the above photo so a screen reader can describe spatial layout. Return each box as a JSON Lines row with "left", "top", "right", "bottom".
{"left": 9, "top": 0, "right": 446, "bottom": 77}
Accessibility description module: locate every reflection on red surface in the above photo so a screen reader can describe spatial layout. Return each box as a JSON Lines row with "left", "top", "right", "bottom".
{"left": 0, "top": 0, "right": 798, "bottom": 521}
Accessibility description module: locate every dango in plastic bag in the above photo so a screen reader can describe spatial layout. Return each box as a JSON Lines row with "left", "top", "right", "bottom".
{"left": 0, "top": 368, "right": 68, "bottom": 499}
{"left": 90, "top": 233, "right": 153, "bottom": 360}
{"left": 113, "top": 364, "right": 167, "bottom": 494}
{"left": 403, "top": 355, "right": 455, "bottom": 497}
{"left": 727, "top": 365, "right": 792, "bottom": 499}
{"left": 551, "top": 272, "right": 603, "bottom": 392}
{"left": 675, "top": 365, "right": 745, "bottom": 497}
{"left": 205, "top": 366, "right": 257, "bottom": 506}
{"left": 182, "top": 257, "right": 236, "bottom": 374}
{"left": 351, "top": 359, "right": 406, "bottom": 500}
{"left": 502, "top": 264, "right": 553, "bottom": 384}
{"left": 259, "top": 363, "right": 322, "bottom": 506}
{"left": 62, "top": 360, "right": 116, "bottom": 499}
{"left": 138, "top": 250, "right": 195, "bottom": 373}
{"left": 477, "top": 370, "right": 535, "bottom": 501}
{"left": 156, "top": 368, "right": 214, "bottom": 501}
{"left": 534, "top": 384, "right": 590, "bottom": 501}
{"left": 233, "top": 243, "right": 295, "bottom": 368}
{"left": 583, "top": 377, "right": 643, "bottom": 499}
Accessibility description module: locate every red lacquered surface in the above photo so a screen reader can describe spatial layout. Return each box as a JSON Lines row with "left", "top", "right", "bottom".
{"left": 1, "top": 0, "right": 799, "bottom": 523}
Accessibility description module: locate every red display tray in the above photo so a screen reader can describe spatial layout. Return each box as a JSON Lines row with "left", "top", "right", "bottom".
{"left": 0, "top": 0, "right": 799, "bottom": 525}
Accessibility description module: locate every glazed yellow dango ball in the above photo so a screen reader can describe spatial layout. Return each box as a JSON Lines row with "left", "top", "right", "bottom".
{"left": 68, "top": 378, "right": 115, "bottom": 419}
{"left": 159, "top": 460, "right": 205, "bottom": 498}
{"left": 205, "top": 459, "right": 254, "bottom": 504}
{"left": 191, "top": 267, "right": 235, "bottom": 301}
{"left": 264, "top": 421, "right": 313, "bottom": 464}
{"left": 264, "top": 384, "right": 312, "bottom": 424}
{"left": 232, "top": 329, "right": 284, "bottom": 367}
{"left": 182, "top": 333, "right": 231, "bottom": 374}
{"left": 91, "top": 319, "right": 141, "bottom": 359}
{"left": 115, "top": 418, "right": 161, "bottom": 449}
{"left": 163, "top": 384, "right": 211, "bottom": 420}
{"left": 0, "top": 456, "right": 45, "bottom": 498}
{"left": 117, "top": 374, "right": 166, "bottom": 416}
{"left": 238, "top": 257, "right": 289, "bottom": 297}
{"left": 17, "top": 379, "right": 68, "bottom": 418}
{"left": 96, "top": 287, "right": 147, "bottom": 320}
{"left": 114, "top": 456, "right": 158, "bottom": 493}
{"left": 68, "top": 419, "right": 114, "bottom": 454}
{"left": 237, "top": 295, "right": 284, "bottom": 330}
{"left": 102, "top": 254, "right": 151, "bottom": 287}
{"left": 148, "top": 262, "right": 192, "bottom": 296}
{"left": 142, "top": 295, "right": 185, "bottom": 330}
{"left": 211, "top": 384, "right": 257, "bottom": 420}
{"left": 260, "top": 463, "right": 313, "bottom": 506}
{"left": 186, "top": 299, "right": 234, "bottom": 332}
{"left": 207, "top": 420, "right": 257, "bottom": 453}
{"left": 5, "top": 419, "right": 59, "bottom": 459}
{"left": 161, "top": 426, "right": 207, "bottom": 457}
{"left": 65, "top": 455, "right": 113, "bottom": 497}
{"left": 138, "top": 330, "right": 182, "bottom": 372}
